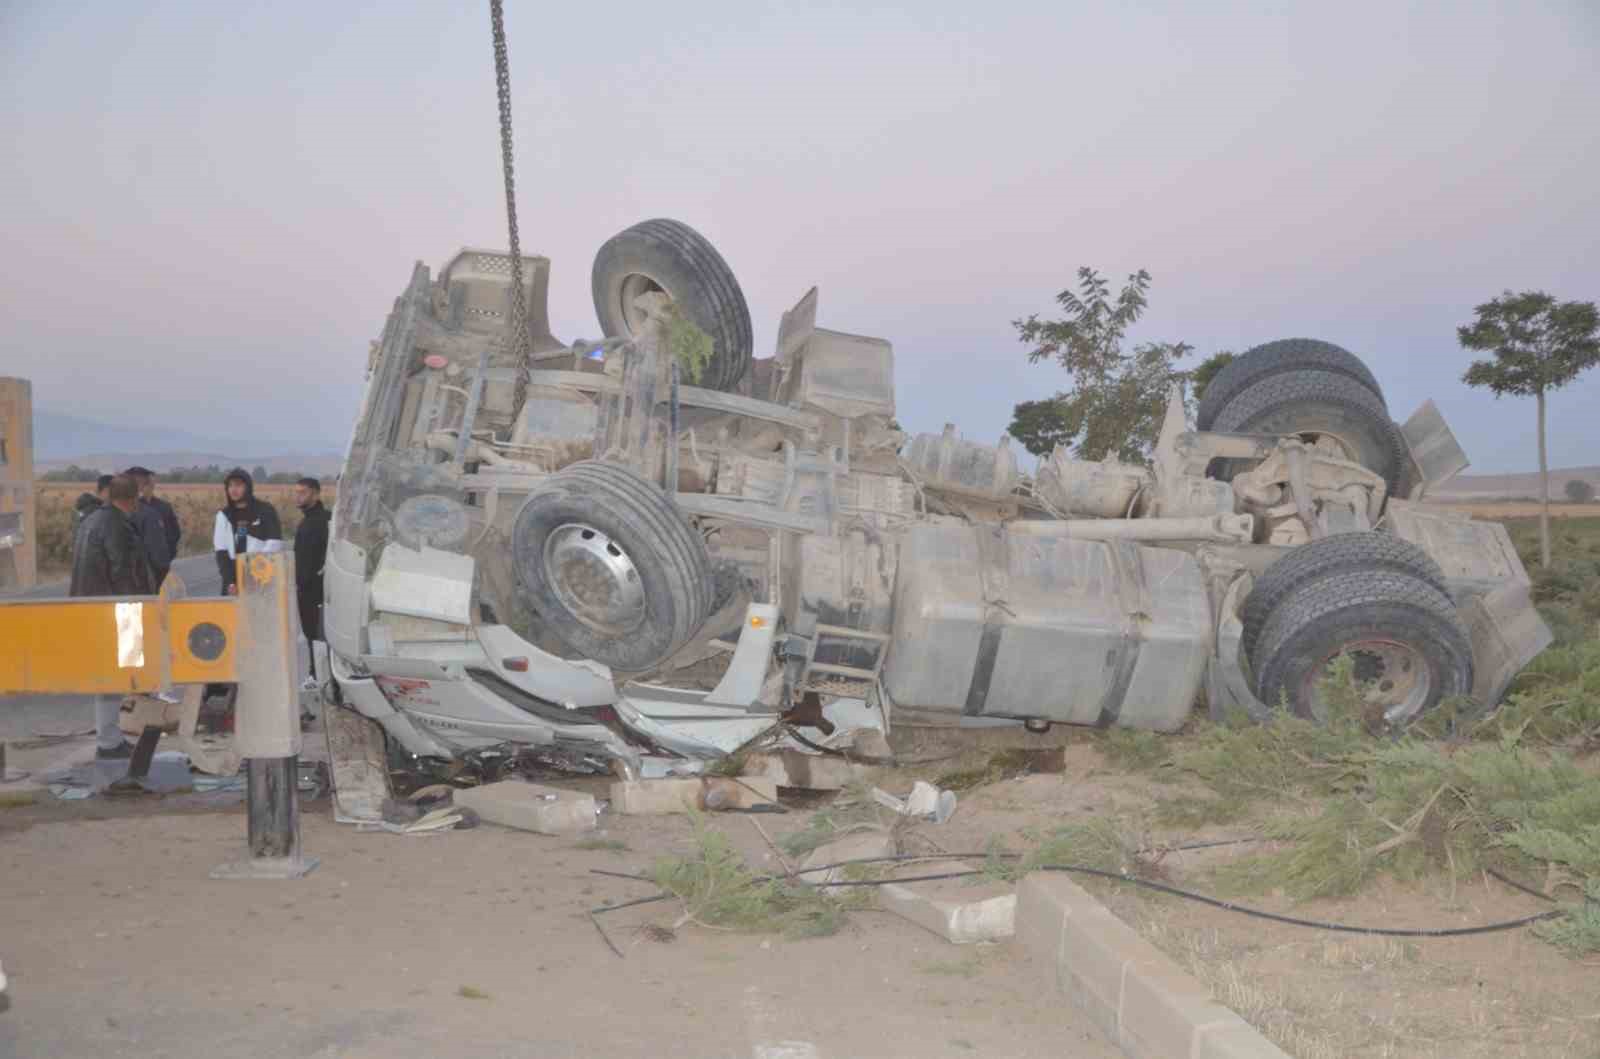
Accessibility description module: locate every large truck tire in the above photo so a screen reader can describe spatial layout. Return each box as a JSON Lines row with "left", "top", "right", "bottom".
{"left": 1197, "top": 338, "right": 1384, "bottom": 430}
{"left": 1208, "top": 370, "right": 1406, "bottom": 496}
{"left": 592, "top": 218, "right": 754, "bottom": 393}
{"left": 513, "top": 461, "right": 713, "bottom": 673}
{"left": 1250, "top": 567, "right": 1472, "bottom": 726}
{"left": 1241, "top": 532, "right": 1451, "bottom": 665}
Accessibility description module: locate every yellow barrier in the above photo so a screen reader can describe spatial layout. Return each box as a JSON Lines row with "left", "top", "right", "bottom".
{"left": 0, "top": 553, "right": 316, "bottom": 879}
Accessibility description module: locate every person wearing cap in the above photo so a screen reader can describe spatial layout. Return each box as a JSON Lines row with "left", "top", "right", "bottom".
{"left": 122, "top": 466, "right": 173, "bottom": 589}
{"left": 126, "top": 466, "right": 181, "bottom": 562}
{"left": 213, "top": 467, "right": 283, "bottom": 595}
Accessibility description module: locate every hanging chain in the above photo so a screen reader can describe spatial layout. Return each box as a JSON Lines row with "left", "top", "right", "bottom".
{"left": 490, "top": 0, "right": 533, "bottom": 421}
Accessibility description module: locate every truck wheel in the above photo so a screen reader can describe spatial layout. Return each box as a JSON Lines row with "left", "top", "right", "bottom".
{"left": 1197, "top": 338, "right": 1384, "bottom": 431}
{"left": 1251, "top": 568, "right": 1472, "bottom": 726}
{"left": 513, "top": 461, "right": 713, "bottom": 673}
{"left": 1242, "top": 532, "right": 1450, "bottom": 666}
{"left": 592, "top": 218, "right": 754, "bottom": 393}
{"left": 1209, "top": 370, "right": 1405, "bottom": 496}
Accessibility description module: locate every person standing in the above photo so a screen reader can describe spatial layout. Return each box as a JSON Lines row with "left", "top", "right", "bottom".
{"left": 72, "top": 474, "right": 113, "bottom": 533}
{"left": 292, "top": 477, "right": 330, "bottom": 690}
{"left": 212, "top": 467, "right": 282, "bottom": 595}
{"left": 122, "top": 465, "right": 173, "bottom": 589}
{"left": 70, "top": 475, "right": 153, "bottom": 759}
{"left": 127, "top": 466, "right": 181, "bottom": 562}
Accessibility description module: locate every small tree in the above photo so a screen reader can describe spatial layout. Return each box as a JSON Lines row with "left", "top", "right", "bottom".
{"left": 1459, "top": 290, "right": 1600, "bottom": 567}
{"left": 1009, "top": 267, "right": 1195, "bottom": 463}
{"left": 1565, "top": 479, "right": 1595, "bottom": 504}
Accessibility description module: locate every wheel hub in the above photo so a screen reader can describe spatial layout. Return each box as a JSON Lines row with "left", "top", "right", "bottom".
{"left": 1307, "top": 639, "right": 1432, "bottom": 725}
{"left": 542, "top": 523, "right": 646, "bottom": 635}
{"left": 618, "top": 273, "right": 667, "bottom": 337}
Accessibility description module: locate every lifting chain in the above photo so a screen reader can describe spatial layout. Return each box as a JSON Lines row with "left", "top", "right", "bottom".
{"left": 490, "top": 0, "right": 533, "bottom": 423}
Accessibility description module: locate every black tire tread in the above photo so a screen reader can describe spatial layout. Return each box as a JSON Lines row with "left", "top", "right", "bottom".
{"left": 1252, "top": 568, "right": 1472, "bottom": 718}
{"left": 591, "top": 218, "right": 753, "bottom": 392}
{"left": 1197, "top": 338, "right": 1385, "bottom": 430}
{"left": 1242, "top": 532, "right": 1449, "bottom": 666}
{"left": 515, "top": 461, "right": 712, "bottom": 671}
{"left": 1210, "top": 370, "right": 1406, "bottom": 496}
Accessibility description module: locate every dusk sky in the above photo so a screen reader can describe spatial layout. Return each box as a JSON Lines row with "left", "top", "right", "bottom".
{"left": 3, "top": 1, "right": 1597, "bottom": 472}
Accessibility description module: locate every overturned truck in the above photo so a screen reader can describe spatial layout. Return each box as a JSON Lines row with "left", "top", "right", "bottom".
{"left": 321, "top": 219, "right": 1552, "bottom": 778}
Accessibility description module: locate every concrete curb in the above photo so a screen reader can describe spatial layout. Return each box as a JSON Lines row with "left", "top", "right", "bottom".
{"left": 1017, "top": 874, "right": 1289, "bottom": 1059}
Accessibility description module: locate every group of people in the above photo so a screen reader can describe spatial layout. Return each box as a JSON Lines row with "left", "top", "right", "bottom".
{"left": 68, "top": 467, "right": 330, "bottom": 759}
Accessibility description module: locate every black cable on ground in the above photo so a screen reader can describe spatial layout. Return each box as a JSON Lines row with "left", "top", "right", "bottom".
{"left": 592, "top": 853, "right": 1566, "bottom": 940}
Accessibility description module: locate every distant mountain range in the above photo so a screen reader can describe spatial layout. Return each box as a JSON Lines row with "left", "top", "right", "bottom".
{"left": 32, "top": 410, "right": 343, "bottom": 475}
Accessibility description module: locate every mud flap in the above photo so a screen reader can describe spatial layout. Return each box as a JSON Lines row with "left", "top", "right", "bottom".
{"left": 1459, "top": 583, "right": 1554, "bottom": 712}
{"left": 1205, "top": 574, "right": 1274, "bottom": 723}
{"left": 1397, "top": 400, "right": 1469, "bottom": 500}
{"left": 323, "top": 704, "right": 393, "bottom": 826}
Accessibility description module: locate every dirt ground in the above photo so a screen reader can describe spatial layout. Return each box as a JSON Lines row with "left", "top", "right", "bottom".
{"left": 0, "top": 785, "right": 1118, "bottom": 1059}
{"left": 926, "top": 748, "right": 1600, "bottom": 1059}
{"left": 5, "top": 735, "right": 1597, "bottom": 1058}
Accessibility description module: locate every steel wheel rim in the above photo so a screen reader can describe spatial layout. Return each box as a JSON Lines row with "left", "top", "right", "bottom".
{"left": 618, "top": 273, "right": 667, "bottom": 337}
{"left": 542, "top": 522, "right": 646, "bottom": 635}
{"left": 1305, "top": 638, "right": 1433, "bottom": 725}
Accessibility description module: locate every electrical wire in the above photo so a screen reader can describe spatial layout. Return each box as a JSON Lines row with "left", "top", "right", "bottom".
{"left": 590, "top": 853, "right": 1567, "bottom": 941}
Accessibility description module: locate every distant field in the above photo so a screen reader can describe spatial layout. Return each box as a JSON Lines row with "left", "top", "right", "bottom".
{"left": 34, "top": 482, "right": 336, "bottom": 582}
{"left": 1427, "top": 501, "right": 1600, "bottom": 520}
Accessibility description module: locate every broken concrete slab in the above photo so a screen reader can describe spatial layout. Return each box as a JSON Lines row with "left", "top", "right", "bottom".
{"left": 452, "top": 780, "right": 596, "bottom": 835}
{"left": 609, "top": 776, "right": 779, "bottom": 816}
{"left": 796, "top": 831, "right": 895, "bottom": 893}
{"left": 877, "top": 860, "right": 1016, "bottom": 944}
{"left": 745, "top": 750, "right": 871, "bottom": 791}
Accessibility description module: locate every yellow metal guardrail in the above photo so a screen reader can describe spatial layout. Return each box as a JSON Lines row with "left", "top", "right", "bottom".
{"left": 0, "top": 552, "right": 316, "bottom": 879}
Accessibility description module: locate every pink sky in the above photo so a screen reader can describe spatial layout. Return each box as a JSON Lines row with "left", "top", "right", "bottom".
{"left": 3, "top": 1, "right": 1597, "bottom": 471}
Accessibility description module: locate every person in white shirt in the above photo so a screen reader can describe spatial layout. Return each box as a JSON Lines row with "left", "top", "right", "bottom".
{"left": 212, "top": 468, "right": 284, "bottom": 594}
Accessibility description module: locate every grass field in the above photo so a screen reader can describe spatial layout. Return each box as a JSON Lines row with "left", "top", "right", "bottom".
{"left": 1429, "top": 500, "right": 1600, "bottom": 519}
{"left": 34, "top": 482, "right": 334, "bottom": 581}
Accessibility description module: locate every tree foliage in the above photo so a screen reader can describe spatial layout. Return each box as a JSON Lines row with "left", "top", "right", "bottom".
{"left": 1459, "top": 291, "right": 1600, "bottom": 398}
{"left": 1189, "top": 350, "right": 1236, "bottom": 401}
{"left": 1566, "top": 479, "right": 1596, "bottom": 504}
{"left": 1009, "top": 268, "right": 1229, "bottom": 462}
{"left": 1459, "top": 289, "right": 1600, "bottom": 568}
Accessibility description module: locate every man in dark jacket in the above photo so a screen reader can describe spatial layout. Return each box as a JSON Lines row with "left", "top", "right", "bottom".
{"left": 72, "top": 475, "right": 113, "bottom": 533}
{"left": 123, "top": 466, "right": 173, "bottom": 588}
{"left": 212, "top": 467, "right": 282, "bottom": 595}
{"left": 127, "top": 466, "right": 181, "bottom": 560}
{"left": 70, "top": 474, "right": 154, "bottom": 759}
{"left": 293, "top": 477, "right": 331, "bottom": 689}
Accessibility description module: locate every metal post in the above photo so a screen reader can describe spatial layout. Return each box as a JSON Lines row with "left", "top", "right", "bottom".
{"left": 211, "top": 551, "right": 319, "bottom": 879}
{"left": 246, "top": 757, "right": 301, "bottom": 860}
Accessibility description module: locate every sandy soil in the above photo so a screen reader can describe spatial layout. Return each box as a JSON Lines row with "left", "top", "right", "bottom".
{"left": 0, "top": 794, "right": 1117, "bottom": 1059}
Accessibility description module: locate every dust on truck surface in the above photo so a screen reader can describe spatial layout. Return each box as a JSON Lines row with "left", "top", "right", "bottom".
{"left": 318, "top": 218, "right": 1552, "bottom": 776}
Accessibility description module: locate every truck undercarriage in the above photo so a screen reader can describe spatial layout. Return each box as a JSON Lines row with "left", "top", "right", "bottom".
{"left": 320, "top": 221, "right": 1552, "bottom": 782}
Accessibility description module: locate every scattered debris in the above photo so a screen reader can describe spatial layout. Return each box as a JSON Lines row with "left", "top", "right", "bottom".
{"left": 611, "top": 777, "right": 779, "bottom": 816}
{"left": 871, "top": 781, "right": 957, "bottom": 824}
{"left": 877, "top": 862, "right": 1017, "bottom": 944}
{"left": 652, "top": 822, "right": 855, "bottom": 939}
{"left": 745, "top": 750, "right": 871, "bottom": 791}
{"left": 453, "top": 780, "right": 597, "bottom": 835}
{"left": 379, "top": 806, "right": 466, "bottom": 835}
{"left": 796, "top": 831, "right": 896, "bottom": 893}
